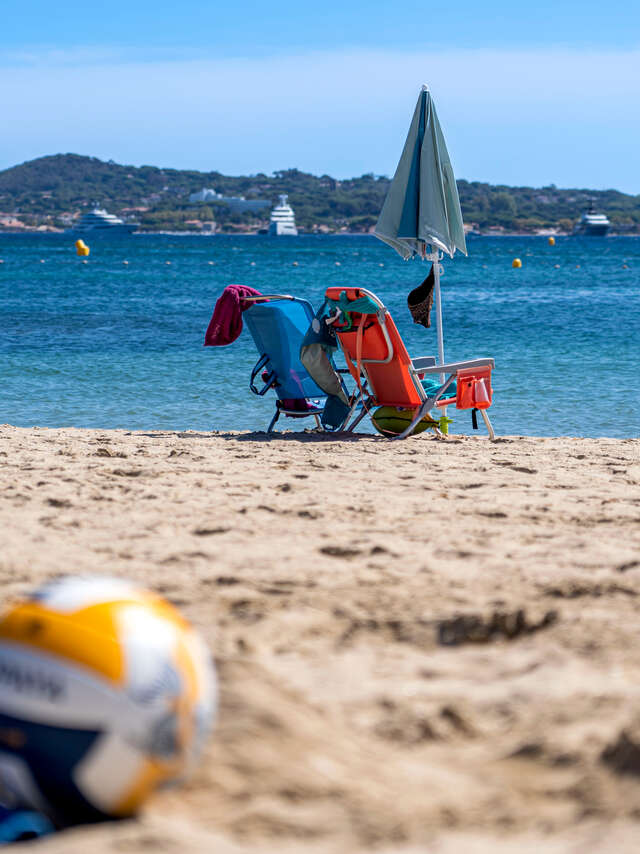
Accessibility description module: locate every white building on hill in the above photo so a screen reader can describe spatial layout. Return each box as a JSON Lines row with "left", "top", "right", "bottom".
{"left": 188, "top": 188, "right": 270, "bottom": 214}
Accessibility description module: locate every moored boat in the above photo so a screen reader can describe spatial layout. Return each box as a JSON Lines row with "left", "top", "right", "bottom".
{"left": 573, "top": 201, "right": 610, "bottom": 236}
{"left": 268, "top": 195, "right": 298, "bottom": 236}
{"left": 66, "top": 208, "right": 138, "bottom": 235}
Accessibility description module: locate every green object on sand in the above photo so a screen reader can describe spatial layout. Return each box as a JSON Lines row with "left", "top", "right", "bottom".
{"left": 371, "top": 406, "right": 439, "bottom": 437}
{"left": 438, "top": 415, "right": 453, "bottom": 436}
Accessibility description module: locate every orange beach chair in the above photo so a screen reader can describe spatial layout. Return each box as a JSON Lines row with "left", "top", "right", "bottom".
{"left": 324, "top": 286, "right": 495, "bottom": 440}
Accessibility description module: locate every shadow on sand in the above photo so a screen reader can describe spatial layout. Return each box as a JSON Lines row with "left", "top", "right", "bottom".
{"left": 126, "top": 429, "right": 379, "bottom": 444}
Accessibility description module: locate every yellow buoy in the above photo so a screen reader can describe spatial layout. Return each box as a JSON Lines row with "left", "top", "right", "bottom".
{"left": 548, "top": 236, "right": 555, "bottom": 246}
{"left": 78, "top": 246, "right": 90, "bottom": 257}
{"left": 512, "top": 258, "right": 522, "bottom": 268}
{"left": 74, "top": 239, "right": 85, "bottom": 250}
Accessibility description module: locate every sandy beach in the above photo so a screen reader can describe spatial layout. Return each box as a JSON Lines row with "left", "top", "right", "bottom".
{"left": 1, "top": 425, "right": 640, "bottom": 852}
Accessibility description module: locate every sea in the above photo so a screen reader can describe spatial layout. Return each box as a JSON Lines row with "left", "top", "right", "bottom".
{"left": 1, "top": 233, "right": 638, "bottom": 438}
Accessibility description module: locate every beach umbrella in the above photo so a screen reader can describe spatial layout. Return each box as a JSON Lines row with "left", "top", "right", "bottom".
{"left": 375, "top": 85, "right": 466, "bottom": 371}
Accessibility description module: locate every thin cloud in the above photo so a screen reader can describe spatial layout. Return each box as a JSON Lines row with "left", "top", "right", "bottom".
{"left": 2, "top": 47, "right": 639, "bottom": 189}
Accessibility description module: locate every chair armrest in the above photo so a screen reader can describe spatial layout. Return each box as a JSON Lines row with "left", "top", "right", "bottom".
{"left": 249, "top": 354, "right": 277, "bottom": 396}
{"left": 411, "top": 356, "right": 437, "bottom": 370}
{"left": 418, "top": 358, "right": 495, "bottom": 374}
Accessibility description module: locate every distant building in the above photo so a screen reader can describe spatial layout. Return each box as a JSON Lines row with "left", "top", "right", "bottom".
{"left": 189, "top": 188, "right": 222, "bottom": 203}
{"left": 188, "top": 188, "right": 270, "bottom": 214}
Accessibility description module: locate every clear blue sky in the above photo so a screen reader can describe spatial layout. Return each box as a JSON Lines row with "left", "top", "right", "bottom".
{"left": 2, "top": 0, "right": 639, "bottom": 191}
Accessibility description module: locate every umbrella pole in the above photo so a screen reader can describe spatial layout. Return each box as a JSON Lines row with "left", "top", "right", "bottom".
{"left": 431, "top": 252, "right": 445, "bottom": 384}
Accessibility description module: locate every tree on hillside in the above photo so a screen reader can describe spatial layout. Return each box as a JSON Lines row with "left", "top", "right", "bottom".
{"left": 0, "top": 154, "right": 638, "bottom": 233}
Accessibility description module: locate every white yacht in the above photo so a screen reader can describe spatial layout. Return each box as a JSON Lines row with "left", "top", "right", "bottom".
{"left": 66, "top": 207, "right": 138, "bottom": 235}
{"left": 573, "top": 201, "right": 610, "bottom": 236}
{"left": 268, "top": 194, "right": 298, "bottom": 236}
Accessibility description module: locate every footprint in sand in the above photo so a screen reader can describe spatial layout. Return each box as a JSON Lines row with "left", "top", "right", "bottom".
{"left": 193, "top": 526, "right": 230, "bottom": 536}
{"left": 319, "top": 545, "right": 363, "bottom": 559}
{"left": 46, "top": 497, "right": 72, "bottom": 508}
{"left": 297, "top": 509, "right": 321, "bottom": 519}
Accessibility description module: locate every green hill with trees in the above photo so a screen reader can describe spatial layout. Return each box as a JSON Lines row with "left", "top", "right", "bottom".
{"left": 0, "top": 153, "right": 638, "bottom": 234}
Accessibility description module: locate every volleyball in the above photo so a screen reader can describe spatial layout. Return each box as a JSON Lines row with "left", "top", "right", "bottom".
{"left": 0, "top": 576, "right": 216, "bottom": 827}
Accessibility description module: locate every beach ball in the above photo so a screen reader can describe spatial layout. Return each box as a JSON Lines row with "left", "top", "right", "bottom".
{"left": 0, "top": 576, "right": 216, "bottom": 828}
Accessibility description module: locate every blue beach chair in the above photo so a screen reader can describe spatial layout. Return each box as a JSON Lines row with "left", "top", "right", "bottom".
{"left": 243, "top": 294, "right": 330, "bottom": 432}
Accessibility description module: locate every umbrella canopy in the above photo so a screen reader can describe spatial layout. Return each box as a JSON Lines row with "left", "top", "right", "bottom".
{"left": 375, "top": 85, "right": 466, "bottom": 260}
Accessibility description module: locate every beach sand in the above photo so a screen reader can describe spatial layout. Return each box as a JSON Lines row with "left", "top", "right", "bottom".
{"left": 1, "top": 425, "right": 640, "bottom": 852}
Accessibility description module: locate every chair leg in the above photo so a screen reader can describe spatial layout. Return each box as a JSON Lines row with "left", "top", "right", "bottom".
{"left": 267, "top": 409, "right": 280, "bottom": 433}
{"left": 346, "top": 405, "right": 369, "bottom": 433}
{"left": 340, "top": 394, "right": 362, "bottom": 431}
{"left": 480, "top": 409, "right": 496, "bottom": 440}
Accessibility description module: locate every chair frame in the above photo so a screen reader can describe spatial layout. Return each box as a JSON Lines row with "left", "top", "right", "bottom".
{"left": 329, "top": 288, "right": 496, "bottom": 440}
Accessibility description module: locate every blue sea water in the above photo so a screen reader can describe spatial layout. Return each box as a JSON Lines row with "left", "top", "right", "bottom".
{"left": 1, "top": 233, "right": 638, "bottom": 437}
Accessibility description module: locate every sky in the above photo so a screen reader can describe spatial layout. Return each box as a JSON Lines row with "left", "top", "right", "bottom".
{"left": 2, "top": 0, "right": 640, "bottom": 192}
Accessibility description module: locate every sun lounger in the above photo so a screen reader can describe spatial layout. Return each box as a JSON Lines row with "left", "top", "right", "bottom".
{"left": 323, "top": 286, "right": 496, "bottom": 440}
{"left": 243, "top": 294, "right": 332, "bottom": 432}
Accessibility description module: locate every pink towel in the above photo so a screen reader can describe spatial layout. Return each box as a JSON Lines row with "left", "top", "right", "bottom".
{"left": 204, "top": 285, "right": 262, "bottom": 346}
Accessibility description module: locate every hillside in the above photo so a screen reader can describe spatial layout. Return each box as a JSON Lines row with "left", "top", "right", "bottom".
{"left": 0, "top": 154, "right": 639, "bottom": 234}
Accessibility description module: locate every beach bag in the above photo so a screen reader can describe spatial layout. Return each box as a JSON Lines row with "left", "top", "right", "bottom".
{"left": 455, "top": 367, "right": 493, "bottom": 410}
